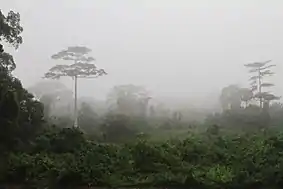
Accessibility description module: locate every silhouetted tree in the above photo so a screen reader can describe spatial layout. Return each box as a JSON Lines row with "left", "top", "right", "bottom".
{"left": 0, "top": 11, "right": 44, "bottom": 150}
{"left": 28, "top": 81, "right": 73, "bottom": 118}
{"left": 239, "top": 88, "right": 253, "bottom": 108}
{"left": 0, "top": 52, "right": 16, "bottom": 72}
{"left": 245, "top": 60, "right": 279, "bottom": 108}
{"left": 44, "top": 46, "right": 106, "bottom": 127}
{"left": 100, "top": 114, "right": 137, "bottom": 143}
{"left": 107, "top": 84, "right": 151, "bottom": 117}
{"left": 0, "top": 9, "right": 23, "bottom": 79}
{"left": 220, "top": 85, "right": 242, "bottom": 110}
{"left": 0, "top": 10, "right": 23, "bottom": 51}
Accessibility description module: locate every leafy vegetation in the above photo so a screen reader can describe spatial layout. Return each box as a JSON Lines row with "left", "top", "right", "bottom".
{"left": 2, "top": 10, "right": 283, "bottom": 189}
{"left": 4, "top": 127, "right": 283, "bottom": 189}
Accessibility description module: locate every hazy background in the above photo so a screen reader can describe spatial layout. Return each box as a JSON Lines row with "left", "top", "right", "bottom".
{"left": 2, "top": 0, "right": 283, "bottom": 108}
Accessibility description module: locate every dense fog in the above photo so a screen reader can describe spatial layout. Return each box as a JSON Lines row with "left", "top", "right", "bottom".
{"left": 2, "top": 1, "right": 283, "bottom": 188}
{"left": 2, "top": 0, "right": 283, "bottom": 110}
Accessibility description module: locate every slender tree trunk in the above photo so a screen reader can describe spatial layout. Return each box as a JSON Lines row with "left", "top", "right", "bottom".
{"left": 258, "top": 69, "right": 262, "bottom": 109}
{"left": 74, "top": 75, "right": 78, "bottom": 127}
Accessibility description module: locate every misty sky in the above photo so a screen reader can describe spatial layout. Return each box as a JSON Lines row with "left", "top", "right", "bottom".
{"left": 2, "top": 0, "right": 283, "bottom": 107}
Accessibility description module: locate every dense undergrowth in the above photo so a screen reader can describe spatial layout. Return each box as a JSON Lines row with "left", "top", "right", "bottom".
{"left": 1, "top": 126, "right": 283, "bottom": 189}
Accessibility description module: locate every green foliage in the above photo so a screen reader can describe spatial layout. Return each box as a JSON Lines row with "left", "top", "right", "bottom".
{"left": 99, "top": 114, "right": 139, "bottom": 143}
{"left": 0, "top": 10, "right": 44, "bottom": 152}
{"left": 0, "top": 52, "right": 16, "bottom": 72}
{"left": 0, "top": 64, "right": 44, "bottom": 151}
{"left": 33, "top": 126, "right": 86, "bottom": 153}
{"left": 205, "top": 107, "right": 271, "bottom": 131}
{"left": 0, "top": 90, "right": 19, "bottom": 122}
{"left": 78, "top": 102, "right": 99, "bottom": 133}
{"left": 0, "top": 10, "right": 23, "bottom": 50}
{"left": 2, "top": 130, "right": 283, "bottom": 188}
{"left": 4, "top": 9, "right": 283, "bottom": 189}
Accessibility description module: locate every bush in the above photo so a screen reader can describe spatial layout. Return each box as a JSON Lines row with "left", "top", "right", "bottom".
{"left": 2, "top": 129, "right": 283, "bottom": 188}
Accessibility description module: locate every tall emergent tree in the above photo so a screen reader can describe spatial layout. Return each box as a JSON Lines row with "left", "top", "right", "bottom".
{"left": 44, "top": 46, "right": 106, "bottom": 127}
{"left": 244, "top": 60, "right": 279, "bottom": 108}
